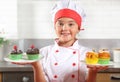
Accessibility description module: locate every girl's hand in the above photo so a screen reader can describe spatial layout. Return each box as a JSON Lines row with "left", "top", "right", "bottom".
{"left": 86, "top": 65, "right": 108, "bottom": 82}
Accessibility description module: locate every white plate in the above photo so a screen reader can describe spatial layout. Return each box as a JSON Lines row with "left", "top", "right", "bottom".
{"left": 4, "top": 55, "right": 44, "bottom": 63}
{"left": 80, "top": 60, "right": 114, "bottom": 66}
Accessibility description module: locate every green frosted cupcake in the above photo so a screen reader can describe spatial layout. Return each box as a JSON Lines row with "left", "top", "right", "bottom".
{"left": 26, "top": 45, "right": 40, "bottom": 60}
{"left": 9, "top": 45, "right": 23, "bottom": 60}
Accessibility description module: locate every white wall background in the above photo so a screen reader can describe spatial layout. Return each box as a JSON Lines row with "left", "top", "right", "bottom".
{"left": 18, "top": 0, "right": 120, "bottom": 39}
{"left": 77, "top": 0, "right": 120, "bottom": 39}
{"left": 0, "top": 0, "right": 17, "bottom": 39}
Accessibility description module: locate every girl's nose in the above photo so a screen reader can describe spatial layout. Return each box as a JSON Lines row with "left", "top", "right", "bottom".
{"left": 62, "top": 25, "right": 68, "bottom": 30}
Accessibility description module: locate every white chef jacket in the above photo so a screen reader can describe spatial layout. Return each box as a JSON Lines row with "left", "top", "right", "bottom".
{"left": 40, "top": 40, "right": 91, "bottom": 82}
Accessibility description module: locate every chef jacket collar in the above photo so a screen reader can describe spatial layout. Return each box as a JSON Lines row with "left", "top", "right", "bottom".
{"left": 54, "top": 38, "right": 80, "bottom": 50}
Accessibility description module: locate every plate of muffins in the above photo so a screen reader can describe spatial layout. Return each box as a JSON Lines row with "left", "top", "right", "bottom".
{"left": 4, "top": 45, "right": 44, "bottom": 63}
{"left": 82, "top": 50, "right": 114, "bottom": 66}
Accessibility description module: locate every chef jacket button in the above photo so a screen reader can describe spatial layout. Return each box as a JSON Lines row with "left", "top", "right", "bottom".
{"left": 55, "top": 50, "right": 59, "bottom": 53}
{"left": 54, "top": 75, "right": 58, "bottom": 78}
{"left": 72, "top": 63, "right": 76, "bottom": 66}
{"left": 54, "top": 62, "right": 58, "bottom": 66}
{"left": 71, "top": 74, "right": 75, "bottom": 78}
{"left": 73, "top": 51, "right": 76, "bottom": 54}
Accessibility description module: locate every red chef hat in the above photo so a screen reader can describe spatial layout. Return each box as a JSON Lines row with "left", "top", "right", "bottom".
{"left": 51, "top": 0, "right": 86, "bottom": 28}
{"left": 54, "top": 8, "right": 82, "bottom": 27}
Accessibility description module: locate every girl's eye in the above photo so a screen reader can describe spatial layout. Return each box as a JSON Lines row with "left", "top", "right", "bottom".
{"left": 69, "top": 23, "right": 74, "bottom": 26}
{"left": 58, "top": 23, "right": 64, "bottom": 26}
{"left": 59, "top": 23, "right": 64, "bottom": 26}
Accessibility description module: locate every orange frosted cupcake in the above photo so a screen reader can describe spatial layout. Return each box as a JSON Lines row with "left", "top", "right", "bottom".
{"left": 85, "top": 51, "right": 98, "bottom": 64}
{"left": 98, "top": 50, "right": 110, "bottom": 64}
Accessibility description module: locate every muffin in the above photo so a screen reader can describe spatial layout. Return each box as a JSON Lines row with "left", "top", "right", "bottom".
{"left": 85, "top": 51, "right": 98, "bottom": 64}
{"left": 9, "top": 45, "right": 23, "bottom": 60}
{"left": 98, "top": 50, "right": 110, "bottom": 64}
{"left": 26, "top": 45, "right": 40, "bottom": 60}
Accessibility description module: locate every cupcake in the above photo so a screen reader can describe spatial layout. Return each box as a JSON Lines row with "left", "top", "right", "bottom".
{"left": 85, "top": 51, "right": 98, "bottom": 64}
{"left": 9, "top": 45, "right": 23, "bottom": 60}
{"left": 26, "top": 45, "right": 39, "bottom": 60}
{"left": 98, "top": 50, "right": 110, "bottom": 64}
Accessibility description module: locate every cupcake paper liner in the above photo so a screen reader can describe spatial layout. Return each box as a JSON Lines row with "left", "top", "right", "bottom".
{"left": 27, "top": 54, "right": 39, "bottom": 60}
{"left": 98, "top": 58, "right": 110, "bottom": 64}
{"left": 9, "top": 54, "right": 22, "bottom": 60}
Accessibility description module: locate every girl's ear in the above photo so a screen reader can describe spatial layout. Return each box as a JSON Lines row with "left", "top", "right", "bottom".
{"left": 76, "top": 26, "right": 80, "bottom": 34}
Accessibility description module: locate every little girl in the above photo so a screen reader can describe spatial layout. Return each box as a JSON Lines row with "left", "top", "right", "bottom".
{"left": 13, "top": 0, "right": 108, "bottom": 82}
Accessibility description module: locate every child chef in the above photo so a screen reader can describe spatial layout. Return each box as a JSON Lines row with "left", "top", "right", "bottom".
{"left": 12, "top": 0, "right": 108, "bottom": 82}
